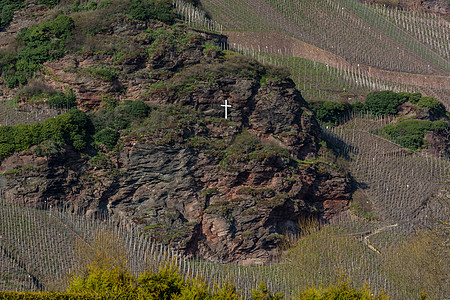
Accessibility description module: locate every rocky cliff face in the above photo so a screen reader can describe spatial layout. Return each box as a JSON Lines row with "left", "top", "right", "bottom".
{"left": 0, "top": 17, "right": 352, "bottom": 264}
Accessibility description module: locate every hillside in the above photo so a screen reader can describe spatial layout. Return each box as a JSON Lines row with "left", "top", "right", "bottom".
{"left": 0, "top": 1, "right": 352, "bottom": 265}
{"left": 0, "top": 0, "right": 449, "bottom": 298}
{"left": 190, "top": 0, "right": 450, "bottom": 109}
{"left": 358, "top": 0, "right": 449, "bottom": 15}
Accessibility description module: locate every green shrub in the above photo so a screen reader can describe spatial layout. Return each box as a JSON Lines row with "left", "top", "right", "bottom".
{"left": 127, "top": 100, "right": 150, "bottom": 119}
{"left": 100, "top": 94, "right": 118, "bottom": 111}
{"left": 1, "top": 14, "right": 74, "bottom": 87}
{"left": 417, "top": 96, "right": 446, "bottom": 117}
{"left": 314, "top": 101, "right": 346, "bottom": 125}
{"left": 93, "top": 100, "right": 150, "bottom": 131}
{"left": 365, "top": 91, "right": 447, "bottom": 119}
{"left": 350, "top": 101, "right": 365, "bottom": 113}
{"left": 0, "top": 0, "right": 25, "bottom": 30}
{"left": 5, "top": 73, "right": 27, "bottom": 88}
{"left": 220, "top": 130, "right": 289, "bottom": 171}
{"left": 95, "top": 128, "right": 120, "bottom": 150}
{"left": 129, "top": 0, "right": 175, "bottom": 24}
{"left": 0, "top": 109, "right": 89, "bottom": 160}
{"left": 365, "top": 90, "right": 403, "bottom": 115}
{"left": 383, "top": 119, "right": 448, "bottom": 151}
{"left": 397, "top": 92, "right": 422, "bottom": 104}
{"left": 47, "top": 89, "right": 77, "bottom": 108}
{"left": 37, "top": 0, "right": 60, "bottom": 8}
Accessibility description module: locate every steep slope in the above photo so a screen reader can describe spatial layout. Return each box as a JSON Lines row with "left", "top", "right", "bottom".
{"left": 359, "top": 0, "right": 449, "bottom": 15}
{"left": 0, "top": 8, "right": 351, "bottom": 264}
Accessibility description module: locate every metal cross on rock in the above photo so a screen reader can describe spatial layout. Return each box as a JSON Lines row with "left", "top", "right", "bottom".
{"left": 221, "top": 100, "right": 231, "bottom": 119}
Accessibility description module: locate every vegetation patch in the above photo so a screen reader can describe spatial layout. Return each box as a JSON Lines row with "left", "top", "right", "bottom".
{"left": 0, "top": 0, "right": 25, "bottom": 30}
{"left": 129, "top": 0, "right": 175, "bottom": 24}
{"left": 94, "top": 128, "right": 120, "bottom": 150}
{"left": 382, "top": 119, "right": 448, "bottom": 151}
{"left": 47, "top": 89, "right": 77, "bottom": 109}
{"left": 0, "top": 109, "right": 89, "bottom": 160}
{"left": 92, "top": 100, "right": 150, "bottom": 132}
{"left": 312, "top": 101, "right": 347, "bottom": 125}
{"left": 0, "top": 14, "right": 74, "bottom": 88}
{"left": 80, "top": 65, "right": 121, "bottom": 82}
{"left": 220, "top": 130, "right": 289, "bottom": 172}
{"left": 142, "top": 25, "right": 202, "bottom": 58}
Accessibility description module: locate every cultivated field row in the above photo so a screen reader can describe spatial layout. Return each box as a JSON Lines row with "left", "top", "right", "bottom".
{"left": 220, "top": 42, "right": 450, "bottom": 106}
{"left": 174, "top": 0, "right": 450, "bottom": 106}
{"left": 1, "top": 116, "right": 449, "bottom": 299}
{"left": 191, "top": 0, "right": 449, "bottom": 75}
{"left": 324, "top": 113, "right": 450, "bottom": 226}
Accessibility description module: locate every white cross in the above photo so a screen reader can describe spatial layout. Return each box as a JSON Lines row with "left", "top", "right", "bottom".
{"left": 221, "top": 100, "right": 231, "bottom": 119}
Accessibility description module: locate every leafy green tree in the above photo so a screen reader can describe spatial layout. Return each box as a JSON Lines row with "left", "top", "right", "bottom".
{"left": 314, "top": 101, "right": 346, "bottom": 125}
{"left": 366, "top": 90, "right": 402, "bottom": 115}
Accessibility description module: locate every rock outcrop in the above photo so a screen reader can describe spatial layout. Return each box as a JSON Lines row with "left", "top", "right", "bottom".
{"left": 0, "top": 17, "right": 352, "bottom": 264}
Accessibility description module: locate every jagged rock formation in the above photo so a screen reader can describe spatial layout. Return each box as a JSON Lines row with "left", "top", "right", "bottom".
{"left": 0, "top": 16, "right": 352, "bottom": 264}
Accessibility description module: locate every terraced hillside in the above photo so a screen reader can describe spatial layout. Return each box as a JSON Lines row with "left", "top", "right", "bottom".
{"left": 199, "top": 0, "right": 449, "bottom": 75}
{"left": 0, "top": 197, "right": 178, "bottom": 292}
{"left": 0, "top": 0, "right": 449, "bottom": 298}
{"left": 326, "top": 115, "right": 449, "bottom": 225}
{"left": 175, "top": 0, "right": 450, "bottom": 106}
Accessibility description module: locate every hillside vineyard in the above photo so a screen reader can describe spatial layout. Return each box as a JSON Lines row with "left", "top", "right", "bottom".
{"left": 0, "top": 0, "right": 449, "bottom": 299}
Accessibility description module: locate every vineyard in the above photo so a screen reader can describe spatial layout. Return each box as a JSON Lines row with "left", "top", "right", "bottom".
{"left": 173, "top": 0, "right": 450, "bottom": 106}
{"left": 1, "top": 177, "right": 448, "bottom": 299}
{"left": 0, "top": 0, "right": 449, "bottom": 298}
{"left": 192, "top": 0, "right": 450, "bottom": 74}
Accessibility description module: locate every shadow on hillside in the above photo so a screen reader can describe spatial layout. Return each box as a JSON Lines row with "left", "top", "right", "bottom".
{"left": 321, "top": 128, "right": 356, "bottom": 161}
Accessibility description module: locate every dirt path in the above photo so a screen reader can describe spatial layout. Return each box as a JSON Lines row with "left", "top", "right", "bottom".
{"left": 363, "top": 224, "right": 399, "bottom": 254}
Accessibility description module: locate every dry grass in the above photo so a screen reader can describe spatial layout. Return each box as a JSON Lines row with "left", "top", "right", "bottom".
{"left": 72, "top": 231, "right": 129, "bottom": 278}
{"left": 382, "top": 225, "right": 450, "bottom": 299}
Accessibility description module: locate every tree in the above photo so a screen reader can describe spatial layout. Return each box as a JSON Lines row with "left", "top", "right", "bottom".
{"left": 315, "top": 101, "right": 346, "bottom": 125}
{"left": 366, "top": 90, "right": 401, "bottom": 115}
